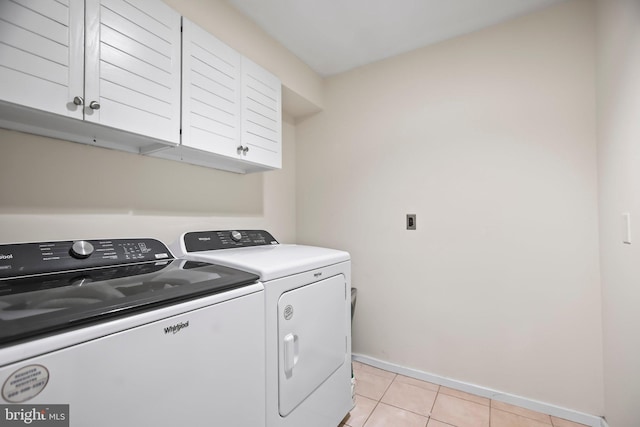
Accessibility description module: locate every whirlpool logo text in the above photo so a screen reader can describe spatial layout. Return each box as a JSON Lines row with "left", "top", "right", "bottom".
{"left": 164, "top": 321, "right": 190, "bottom": 335}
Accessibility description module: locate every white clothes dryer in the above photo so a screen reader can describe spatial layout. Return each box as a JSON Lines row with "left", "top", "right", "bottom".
{"left": 172, "top": 230, "right": 352, "bottom": 427}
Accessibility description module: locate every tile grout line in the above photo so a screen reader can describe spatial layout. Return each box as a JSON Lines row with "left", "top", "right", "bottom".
{"left": 356, "top": 372, "right": 398, "bottom": 427}
{"left": 379, "top": 377, "right": 440, "bottom": 420}
{"left": 350, "top": 390, "right": 380, "bottom": 427}
{"left": 369, "top": 373, "right": 396, "bottom": 427}
{"left": 429, "top": 385, "right": 440, "bottom": 419}
{"left": 373, "top": 379, "right": 442, "bottom": 425}
{"left": 491, "top": 401, "right": 554, "bottom": 425}
{"left": 426, "top": 387, "right": 438, "bottom": 427}
{"left": 376, "top": 399, "right": 435, "bottom": 420}
{"left": 430, "top": 388, "right": 444, "bottom": 426}
{"left": 431, "top": 388, "right": 494, "bottom": 427}
{"left": 489, "top": 396, "right": 495, "bottom": 427}
{"left": 361, "top": 399, "right": 380, "bottom": 427}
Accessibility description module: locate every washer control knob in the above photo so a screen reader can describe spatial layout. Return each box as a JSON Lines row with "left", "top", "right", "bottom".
{"left": 70, "top": 240, "right": 94, "bottom": 259}
{"left": 230, "top": 230, "right": 242, "bottom": 242}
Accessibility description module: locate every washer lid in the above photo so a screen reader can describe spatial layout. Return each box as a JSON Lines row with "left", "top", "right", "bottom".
{"left": 183, "top": 244, "right": 350, "bottom": 281}
{"left": 0, "top": 259, "right": 259, "bottom": 346}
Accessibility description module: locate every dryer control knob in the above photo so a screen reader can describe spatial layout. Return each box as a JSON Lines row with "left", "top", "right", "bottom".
{"left": 230, "top": 230, "right": 242, "bottom": 242}
{"left": 70, "top": 240, "right": 94, "bottom": 259}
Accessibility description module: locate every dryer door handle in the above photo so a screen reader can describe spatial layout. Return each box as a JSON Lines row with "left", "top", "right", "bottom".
{"left": 283, "top": 333, "right": 299, "bottom": 378}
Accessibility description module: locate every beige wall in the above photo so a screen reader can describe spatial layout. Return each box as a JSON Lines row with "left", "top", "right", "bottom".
{"left": 596, "top": 0, "right": 640, "bottom": 426}
{"left": 0, "top": 115, "right": 296, "bottom": 244}
{"left": 297, "top": 0, "right": 603, "bottom": 415}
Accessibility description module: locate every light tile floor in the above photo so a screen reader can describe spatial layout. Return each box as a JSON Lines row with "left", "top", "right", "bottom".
{"left": 340, "top": 361, "right": 589, "bottom": 427}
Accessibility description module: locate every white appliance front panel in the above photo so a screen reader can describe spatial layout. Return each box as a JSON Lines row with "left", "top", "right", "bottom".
{"left": 0, "top": 291, "right": 265, "bottom": 427}
{"left": 277, "top": 274, "right": 347, "bottom": 416}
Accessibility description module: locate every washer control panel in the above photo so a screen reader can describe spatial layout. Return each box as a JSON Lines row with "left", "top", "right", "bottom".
{"left": 0, "top": 239, "right": 172, "bottom": 279}
{"left": 184, "top": 230, "right": 278, "bottom": 252}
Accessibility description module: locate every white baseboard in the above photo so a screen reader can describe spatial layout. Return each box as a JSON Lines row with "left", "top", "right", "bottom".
{"left": 352, "top": 353, "right": 605, "bottom": 427}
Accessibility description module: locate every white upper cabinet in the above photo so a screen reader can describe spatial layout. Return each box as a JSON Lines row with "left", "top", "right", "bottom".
{"left": 181, "top": 18, "right": 241, "bottom": 157}
{"left": 0, "top": 0, "right": 181, "bottom": 150}
{"left": 84, "top": 0, "right": 181, "bottom": 144}
{"left": 152, "top": 18, "right": 281, "bottom": 173}
{"left": 0, "top": 0, "right": 84, "bottom": 119}
{"left": 240, "top": 57, "right": 282, "bottom": 170}
{"left": 0, "top": 2, "right": 279, "bottom": 173}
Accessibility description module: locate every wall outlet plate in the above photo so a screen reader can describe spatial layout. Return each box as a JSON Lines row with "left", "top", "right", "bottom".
{"left": 406, "top": 214, "right": 416, "bottom": 230}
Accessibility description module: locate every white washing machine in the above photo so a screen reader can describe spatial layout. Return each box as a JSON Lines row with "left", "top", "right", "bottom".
{"left": 0, "top": 238, "right": 265, "bottom": 427}
{"left": 172, "top": 230, "right": 352, "bottom": 427}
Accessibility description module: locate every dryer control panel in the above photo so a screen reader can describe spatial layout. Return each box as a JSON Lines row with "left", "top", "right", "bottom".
{"left": 184, "top": 230, "right": 278, "bottom": 252}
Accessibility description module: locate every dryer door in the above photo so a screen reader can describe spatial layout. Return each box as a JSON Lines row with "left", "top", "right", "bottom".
{"left": 277, "top": 274, "right": 347, "bottom": 416}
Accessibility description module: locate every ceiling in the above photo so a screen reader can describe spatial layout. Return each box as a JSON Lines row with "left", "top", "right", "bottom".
{"left": 226, "top": 0, "right": 565, "bottom": 76}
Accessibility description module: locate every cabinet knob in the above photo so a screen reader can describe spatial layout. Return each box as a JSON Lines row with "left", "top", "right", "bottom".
{"left": 89, "top": 101, "right": 101, "bottom": 110}
{"left": 237, "top": 145, "right": 244, "bottom": 154}
{"left": 243, "top": 146, "right": 249, "bottom": 154}
{"left": 73, "top": 96, "right": 84, "bottom": 106}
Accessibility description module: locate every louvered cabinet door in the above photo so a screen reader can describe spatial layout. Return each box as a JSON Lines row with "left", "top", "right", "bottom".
{"left": 84, "top": 0, "right": 181, "bottom": 144}
{"left": 0, "top": 0, "right": 84, "bottom": 119}
{"left": 240, "top": 57, "right": 282, "bottom": 169}
{"left": 181, "top": 18, "right": 241, "bottom": 157}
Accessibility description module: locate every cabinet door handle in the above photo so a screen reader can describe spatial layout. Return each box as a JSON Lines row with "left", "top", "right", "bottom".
{"left": 89, "top": 101, "right": 101, "bottom": 110}
{"left": 73, "top": 96, "right": 84, "bottom": 106}
{"left": 237, "top": 145, "right": 244, "bottom": 154}
{"left": 243, "top": 146, "right": 249, "bottom": 154}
